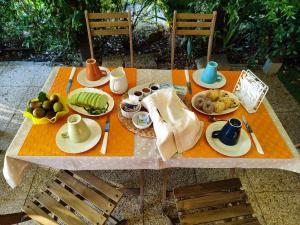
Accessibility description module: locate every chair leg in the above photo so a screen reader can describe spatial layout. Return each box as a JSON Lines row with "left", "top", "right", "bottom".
{"left": 139, "top": 169, "right": 144, "bottom": 213}
{"left": 162, "top": 169, "right": 169, "bottom": 213}
{"left": 0, "top": 212, "right": 30, "bottom": 225}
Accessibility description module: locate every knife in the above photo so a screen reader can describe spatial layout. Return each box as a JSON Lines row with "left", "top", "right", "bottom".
{"left": 184, "top": 68, "right": 192, "bottom": 95}
{"left": 66, "top": 67, "right": 76, "bottom": 93}
{"left": 242, "top": 115, "right": 264, "bottom": 155}
{"left": 101, "top": 116, "right": 110, "bottom": 154}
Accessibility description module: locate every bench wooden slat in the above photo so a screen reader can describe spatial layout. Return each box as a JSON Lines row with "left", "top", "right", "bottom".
{"left": 176, "top": 29, "right": 210, "bottom": 36}
{"left": 46, "top": 181, "right": 106, "bottom": 225}
{"left": 176, "top": 13, "right": 213, "bottom": 20}
{"left": 35, "top": 192, "right": 86, "bottom": 225}
{"left": 56, "top": 171, "right": 115, "bottom": 215}
{"left": 88, "top": 12, "right": 128, "bottom": 19}
{"left": 91, "top": 29, "right": 129, "bottom": 36}
{"left": 22, "top": 201, "right": 58, "bottom": 225}
{"left": 89, "top": 21, "right": 129, "bottom": 28}
{"left": 72, "top": 171, "right": 123, "bottom": 202}
{"left": 179, "top": 204, "right": 254, "bottom": 225}
{"left": 174, "top": 178, "right": 242, "bottom": 199}
{"left": 176, "top": 21, "right": 212, "bottom": 28}
{"left": 176, "top": 191, "right": 246, "bottom": 211}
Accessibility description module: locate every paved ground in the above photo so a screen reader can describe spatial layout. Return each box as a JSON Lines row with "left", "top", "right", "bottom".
{"left": 0, "top": 60, "right": 299, "bottom": 225}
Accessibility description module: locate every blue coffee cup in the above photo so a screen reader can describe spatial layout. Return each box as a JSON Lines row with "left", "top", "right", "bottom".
{"left": 212, "top": 118, "right": 242, "bottom": 146}
{"left": 201, "top": 61, "right": 222, "bottom": 84}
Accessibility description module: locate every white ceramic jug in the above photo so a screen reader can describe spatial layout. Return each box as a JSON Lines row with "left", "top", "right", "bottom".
{"left": 109, "top": 67, "right": 128, "bottom": 94}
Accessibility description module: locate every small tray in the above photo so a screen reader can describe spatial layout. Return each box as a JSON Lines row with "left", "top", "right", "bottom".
{"left": 118, "top": 94, "right": 156, "bottom": 138}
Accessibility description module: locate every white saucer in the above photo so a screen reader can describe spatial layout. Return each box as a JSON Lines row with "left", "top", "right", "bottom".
{"left": 77, "top": 66, "right": 110, "bottom": 87}
{"left": 56, "top": 118, "right": 101, "bottom": 153}
{"left": 206, "top": 121, "right": 251, "bottom": 157}
{"left": 192, "top": 69, "right": 226, "bottom": 89}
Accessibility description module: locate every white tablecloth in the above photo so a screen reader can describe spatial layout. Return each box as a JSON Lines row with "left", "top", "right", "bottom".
{"left": 4, "top": 68, "right": 300, "bottom": 188}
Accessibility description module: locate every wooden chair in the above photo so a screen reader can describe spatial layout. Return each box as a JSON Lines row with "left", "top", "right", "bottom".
{"left": 171, "top": 11, "right": 217, "bottom": 69}
{"left": 169, "top": 178, "right": 261, "bottom": 225}
{"left": 85, "top": 10, "right": 134, "bottom": 67}
{"left": 0, "top": 170, "right": 126, "bottom": 225}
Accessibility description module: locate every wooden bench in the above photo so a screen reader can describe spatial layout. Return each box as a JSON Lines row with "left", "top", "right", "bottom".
{"left": 171, "top": 178, "right": 261, "bottom": 225}
{"left": 0, "top": 170, "right": 126, "bottom": 225}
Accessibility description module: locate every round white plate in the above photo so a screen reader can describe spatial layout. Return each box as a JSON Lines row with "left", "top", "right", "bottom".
{"left": 191, "top": 90, "right": 240, "bottom": 115}
{"left": 68, "top": 87, "right": 114, "bottom": 117}
{"left": 56, "top": 118, "right": 101, "bottom": 154}
{"left": 206, "top": 121, "right": 251, "bottom": 157}
{"left": 192, "top": 69, "right": 226, "bottom": 89}
{"left": 77, "top": 67, "right": 110, "bottom": 87}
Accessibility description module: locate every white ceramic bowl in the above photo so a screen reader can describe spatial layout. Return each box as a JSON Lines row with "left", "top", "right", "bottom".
{"left": 132, "top": 111, "right": 152, "bottom": 129}
{"left": 120, "top": 102, "right": 141, "bottom": 118}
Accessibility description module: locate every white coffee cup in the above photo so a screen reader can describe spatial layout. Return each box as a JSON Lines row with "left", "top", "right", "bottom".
{"left": 109, "top": 67, "right": 128, "bottom": 94}
{"left": 66, "top": 114, "right": 90, "bottom": 143}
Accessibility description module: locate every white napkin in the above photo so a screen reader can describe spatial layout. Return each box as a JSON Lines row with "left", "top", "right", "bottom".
{"left": 142, "top": 89, "right": 203, "bottom": 161}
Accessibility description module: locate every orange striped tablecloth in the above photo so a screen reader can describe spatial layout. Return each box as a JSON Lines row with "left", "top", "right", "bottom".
{"left": 172, "top": 70, "right": 293, "bottom": 159}
{"left": 18, "top": 67, "right": 136, "bottom": 156}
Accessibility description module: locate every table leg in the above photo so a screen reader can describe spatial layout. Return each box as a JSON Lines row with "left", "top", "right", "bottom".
{"left": 229, "top": 168, "right": 236, "bottom": 178}
{"left": 162, "top": 169, "right": 169, "bottom": 213}
{"left": 139, "top": 169, "right": 144, "bottom": 213}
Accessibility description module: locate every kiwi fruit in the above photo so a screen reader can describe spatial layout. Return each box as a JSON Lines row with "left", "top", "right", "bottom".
{"left": 49, "top": 94, "right": 59, "bottom": 103}
{"left": 42, "top": 100, "right": 53, "bottom": 110}
{"left": 33, "top": 107, "right": 46, "bottom": 118}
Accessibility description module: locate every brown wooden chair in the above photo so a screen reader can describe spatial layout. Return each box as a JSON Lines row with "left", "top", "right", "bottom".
{"left": 169, "top": 178, "right": 261, "bottom": 225}
{"left": 85, "top": 10, "right": 134, "bottom": 67}
{"left": 171, "top": 11, "right": 217, "bottom": 69}
{"left": 0, "top": 170, "right": 126, "bottom": 225}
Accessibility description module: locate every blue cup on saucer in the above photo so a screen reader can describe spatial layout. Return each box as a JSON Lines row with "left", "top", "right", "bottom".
{"left": 201, "top": 61, "right": 222, "bottom": 84}
{"left": 212, "top": 118, "right": 242, "bottom": 146}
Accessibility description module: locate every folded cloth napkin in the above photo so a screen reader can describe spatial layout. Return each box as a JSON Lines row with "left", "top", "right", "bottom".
{"left": 142, "top": 89, "right": 203, "bottom": 160}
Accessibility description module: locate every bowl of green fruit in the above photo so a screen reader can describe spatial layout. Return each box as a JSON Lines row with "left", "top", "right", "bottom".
{"left": 24, "top": 91, "right": 69, "bottom": 124}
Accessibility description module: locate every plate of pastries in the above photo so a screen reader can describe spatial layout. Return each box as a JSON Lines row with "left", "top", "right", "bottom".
{"left": 192, "top": 89, "right": 240, "bottom": 115}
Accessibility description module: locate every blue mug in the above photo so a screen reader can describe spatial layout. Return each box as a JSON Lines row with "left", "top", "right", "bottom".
{"left": 201, "top": 61, "right": 222, "bottom": 84}
{"left": 212, "top": 118, "right": 242, "bottom": 146}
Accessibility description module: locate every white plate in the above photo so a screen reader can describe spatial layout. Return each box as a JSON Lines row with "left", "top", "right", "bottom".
{"left": 192, "top": 90, "right": 240, "bottom": 115}
{"left": 206, "top": 121, "right": 251, "bottom": 157}
{"left": 56, "top": 118, "right": 101, "bottom": 153}
{"left": 192, "top": 69, "right": 226, "bottom": 89}
{"left": 68, "top": 88, "right": 114, "bottom": 117}
{"left": 77, "top": 67, "right": 110, "bottom": 87}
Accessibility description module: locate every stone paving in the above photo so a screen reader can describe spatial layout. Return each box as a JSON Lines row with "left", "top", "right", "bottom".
{"left": 0, "top": 60, "right": 299, "bottom": 225}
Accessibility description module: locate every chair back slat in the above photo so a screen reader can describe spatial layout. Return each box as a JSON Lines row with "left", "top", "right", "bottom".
{"left": 176, "top": 21, "right": 212, "bottom": 28}
{"left": 88, "top": 12, "right": 128, "bottom": 19}
{"left": 91, "top": 29, "right": 129, "bottom": 36}
{"left": 176, "top": 13, "right": 214, "bottom": 20}
{"left": 89, "top": 21, "right": 129, "bottom": 28}
{"left": 176, "top": 29, "right": 210, "bottom": 36}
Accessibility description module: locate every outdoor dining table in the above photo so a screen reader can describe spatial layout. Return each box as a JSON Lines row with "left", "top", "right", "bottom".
{"left": 3, "top": 67, "right": 300, "bottom": 196}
